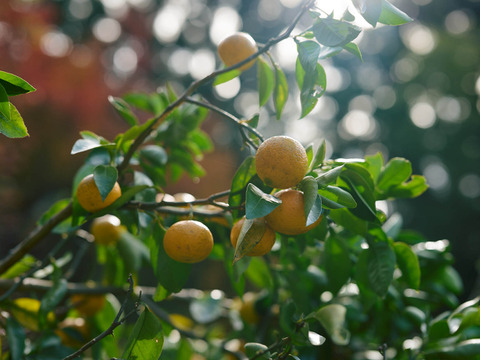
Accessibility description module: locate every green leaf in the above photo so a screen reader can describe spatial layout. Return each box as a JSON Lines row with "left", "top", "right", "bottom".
{"left": 245, "top": 343, "right": 270, "bottom": 359}
{"left": 424, "top": 339, "right": 480, "bottom": 359}
{"left": 316, "top": 165, "right": 344, "bottom": 186}
{"left": 71, "top": 131, "right": 115, "bottom": 155}
{"left": 93, "top": 165, "right": 118, "bottom": 201}
{"left": 364, "top": 152, "right": 384, "bottom": 183}
{"left": 306, "top": 304, "right": 350, "bottom": 345}
{"left": 0, "top": 255, "right": 36, "bottom": 279}
{"left": 310, "top": 139, "right": 326, "bottom": 170}
{"left": 122, "top": 308, "right": 163, "bottom": 360}
{"left": 296, "top": 60, "right": 327, "bottom": 118}
{"left": 273, "top": 65, "right": 288, "bottom": 119}
{"left": 297, "top": 40, "right": 321, "bottom": 73}
{"left": 339, "top": 163, "right": 377, "bottom": 222}
{"left": 245, "top": 257, "right": 274, "bottom": 290}
{"left": 329, "top": 208, "right": 368, "bottom": 235}
{"left": 39, "top": 277, "right": 68, "bottom": 328}
{"left": 233, "top": 218, "right": 268, "bottom": 264}
{"left": 324, "top": 236, "right": 352, "bottom": 294}
{"left": 378, "top": 0, "right": 413, "bottom": 26}
{"left": 351, "top": 0, "right": 383, "bottom": 26}
{"left": 365, "top": 227, "right": 396, "bottom": 297}
{"left": 318, "top": 185, "right": 357, "bottom": 208}
{"left": 245, "top": 183, "right": 281, "bottom": 220}
{"left": 228, "top": 156, "right": 257, "bottom": 214}
{"left": 394, "top": 242, "right": 421, "bottom": 290}
{"left": 0, "top": 70, "right": 35, "bottom": 96}
{"left": 258, "top": 57, "right": 275, "bottom": 107}
{"left": 377, "top": 157, "right": 412, "bottom": 192}
{"left": 139, "top": 145, "right": 168, "bottom": 167}
{"left": 108, "top": 96, "right": 138, "bottom": 126}
{"left": 6, "top": 317, "right": 26, "bottom": 360}
{"left": 343, "top": 42, "right": 363, "bottom": 61}
{"left": 117, "top": 232, "right": 150, "bottom": 273}
{"left": 149, "top": 224, "right": 191, "bottom": 293}
{"left": 0, "top": 102, "right": 28, "bottom": 138}
{"left": 213, "top": 68, "right": 241, "bottom": 85}
{"left": 382, "top": 175, "right": 429, "bottom": 200}
{"left": 0, "top": 83, "right": 10, "bottom": 121}
{"left": 312, "top": 17, "right": 362, "bottom": 47}
{"left": 299, "top": 176, "right": 319, "bottom": 223}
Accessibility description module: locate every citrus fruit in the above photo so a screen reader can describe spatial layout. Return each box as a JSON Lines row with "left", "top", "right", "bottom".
{"left": 265, "top": 189, "right": 322, "bottom": 235}
{"left": 76, "top": 174, "right": 121, "bottom": 213}
{"left": 163, "top": 220, "right": 214, "bottom": 263}
{"left": 230, "top": 217, "right": 276, "bottom": 256}
{"left": 71, "top": 294, "right": 106, "bottom": 317}
{"left": 255, "top": 136, "right": 308, "bottom": 189}
{"left": 90, "top": 215, "right": 126, "bottom": 245}
{"left": 217, "top": 32, "right": 258, "bottom": 71}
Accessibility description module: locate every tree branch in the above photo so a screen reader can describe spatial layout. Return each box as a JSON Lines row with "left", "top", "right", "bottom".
{"left": 0, "top": 202, "right": 73, "bottom": 276}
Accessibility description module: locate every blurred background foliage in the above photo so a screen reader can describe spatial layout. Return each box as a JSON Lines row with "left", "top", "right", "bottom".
{"left": 0, "top": 0, "right": 479, "bottom": 299}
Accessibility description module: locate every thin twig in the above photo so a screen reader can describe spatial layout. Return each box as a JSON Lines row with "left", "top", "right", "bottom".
{"left": 185, "top": 97, "right": 263, "bottom": 150}
{"left": 0, "top": 202, "right": 73, "bottom": 276}
{"left": 62, "top": 275, "right": 137, "bottom": 360}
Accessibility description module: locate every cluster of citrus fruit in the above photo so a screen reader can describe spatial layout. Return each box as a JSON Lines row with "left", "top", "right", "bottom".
{"left": 73, "top": 33, "right": 320, "bottom": 265}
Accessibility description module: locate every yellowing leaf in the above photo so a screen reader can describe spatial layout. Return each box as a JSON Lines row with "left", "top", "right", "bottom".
{"left": 10, "top": 298, "right": 55, "bottom": 331}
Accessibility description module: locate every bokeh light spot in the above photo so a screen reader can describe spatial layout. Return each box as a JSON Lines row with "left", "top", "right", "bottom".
{"left": 459, "top": 174, "right": 480, "bottom": 198}
{"left": 400, "top": 23, "right": 436, "bottom": 55}
{"left": 153, "top": 4, "right": 187, "bottom": 43}
{"left": 93, "top": 18, "right": 122, "bottom": 43}
{"left": 422, "top": 158, "right": 450, "bottom": 193}
{"left": 214, "top": 77, "right": 241, "bottom": 99}
{"left": 40, "top": 30, "right": 72, "bottom": 57}
{"left": 68, "top": 0, "right": 93, "bottom": 20}
{"left": 209, "top": 7, "right": 242, "bottom": 45}
{"left": 410, "top": 102, "right": 436, "bottom": 129}
{"left": 113, "top": 46, "right": 138, "bottom": 76}
{"left": 445, "top": 10, "right": 472, "bottom": 35}
{"left": 189, "top": 49, "right": 215, "bottom": 80}
{"left": 373, "top": 85, "right": 396, "bottom": 109}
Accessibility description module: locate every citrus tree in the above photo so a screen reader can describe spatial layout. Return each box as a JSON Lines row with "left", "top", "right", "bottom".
{"left": 1, "top": 1, "right": 480, "bottom": 359}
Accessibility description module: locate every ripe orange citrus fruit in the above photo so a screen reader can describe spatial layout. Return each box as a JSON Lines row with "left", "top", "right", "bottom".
{"left": 90, "top": 215, "right": 126, "bottom": 245}
{"left": 163, "top": 220, "right": 214, "bottom": 263}
{"left": 265, "top": 189, "right": 322, "bottom": 235}
{"left": 255, "top": 136, "right": 308, "bottom": 189}
{"left": 230, "top": 217, "right": 276, "bottom": 256}
{"left": 76, "top": 174, "right": 121, "bottom": 213}
{"left": 71, "top": 294, "right": 106, "bottom": 317}
{"left": 218, "top": 32, "right": 258, "bottom": 71}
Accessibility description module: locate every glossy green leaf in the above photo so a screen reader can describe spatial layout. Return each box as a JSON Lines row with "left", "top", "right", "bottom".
{"left": 424, "top": 339, "right": 480, "bottom": 359}
{"left": 245, "top": 343, "right": 270, "bottom": 359}
{"left": 306, "top": 304, "right": 350, "bottom": 345}
{"left": 364, "top": 152, "right": 384, "bottom": 183}
{"left": 213, "top": 69, "right": 241, "bottom": 85}
{"left": 117, "top": 232, "right": 150, "bottom": 273}
{"left": 0, "top": 255, "right": 36, "bottom": 280}
{"left": 0, "top": 83, "right": 10, "bottom": 121}
{"left": 366, "top": 228, "right": 396, "bottom": 297}
{"left": 0, "top": 70, "right": 35, "bottom": 96}
{"left": 94, "top": 165, "right": 118, "bottom": 201}
{"left": 318, "top": 185, "right": 357, "bottom": 208}
{"left": 312, "top": 17, "right": 362, "bottom": 47}
{"left": 310, "top": 139, "right": 326, "bottom": 170}
{"left": 233, "top": 218, "right": 267, "bottom": 264}
{"left": 245, "top": 257, "right": 274, "bottom": 290}
{"left": 258, "top": 57, "right": 275, "bottom": 107}
{"left": 339, "top": 163, "right": 377, "bottom": 222}
{"left": 39, "top": 277, "right": 68, "bottom": 328}
{"left": 139, "top": 144, "right": 168, "bottom": 167}
{"left": 296, "top": 59, "right": 327, "bottom": 118}
{"left": 299, "top": 176, "right": 319, "bottom": 221}
{"left": 297, "top": 40, "right": 321, "bottom": 73}
{"left": 378, "top": 0, "right": 413, "bottom": 26}
{"left": 245, "top": 183, "right": 281, "bottom": 220}
{"left": 343, "top": 42, "right": 363, "bottom": 61}
{"left": 329, "top": 207, "right": 368, "bottom": 235}
{"left": 325, "top": 236, "right": 352, "bottom": 294}
{"left": 377, "top": 157, "right": 412, "bottom": 191}
{"left": 273, "top": 65, "right": 288, "bottom": 119}
{"left": 382, "top": 175, "right": 429, "bottom": 199}
{"left": 108, "top": 95, "right": 138, "bottom": 126}
{"left": 0, "top": 103, "right": 28, "bottom": 138}
{"left": 316, "top": 165, "right": 344, "bottom": 186}
{"left": 71, "top": 131, "right": 115, "bottom": 155}
{"left": 122, "top": 308, "right": 163, "bottom": 360}
{"left": 6, "top": 317, "right": 26, "bottom": 360}
{"left": 394, "top": 242, "right": 421, "bottom": 290}
{"left": 228, "top": 156, "right": 256, "bottom": 212}
{"left": 351, "top": 0, "right": 383, "bottom": 26}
